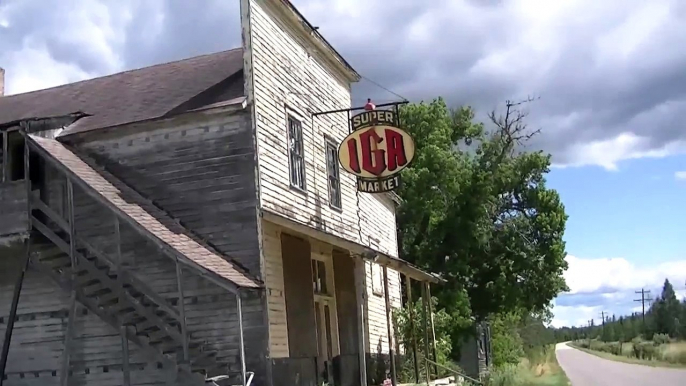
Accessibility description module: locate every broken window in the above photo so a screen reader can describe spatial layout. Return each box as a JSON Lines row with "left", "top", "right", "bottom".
{"left": 325, "top": 139, "right": 342, "bottom": 209}
{"left": 288, "top": 115, "right": 306, "bottom": 191}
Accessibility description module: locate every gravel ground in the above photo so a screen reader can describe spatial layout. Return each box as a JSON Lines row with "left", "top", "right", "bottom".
{"left": 555, "top": 342, "right": 686, "bottom": 386}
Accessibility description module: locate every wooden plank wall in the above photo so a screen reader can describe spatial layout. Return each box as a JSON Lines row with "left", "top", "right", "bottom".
{"left": 0, "top": 111, "right": 269, "bottom": 384}
{"left": 0, "top": 181, "right": 29, "bottom": 237}
{"left": 74, "top": 111, "right": 263, "bottom": 276}
{"left": 66, "top": 111, "right": 269, "bottom": 383}
{"left": 244, "top": 0, "right": 400, "bottom": 259}
{"left": 0, "top": 246, "right": 173, "bottom": 386}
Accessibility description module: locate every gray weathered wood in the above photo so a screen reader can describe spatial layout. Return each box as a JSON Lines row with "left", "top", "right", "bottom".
{"left": 176, "top": 263, "right": 189, "bottom": 364}
{"left": 405, "top": 275, "right": 419, "bottom": 384}
{"left": 2, "top": 130, "right": 7, "bottom": 182}
{"left": 421, "top": 283, "right": 430, "bottom": 384}
{"left": 383, "top": 266, "right": 397, "bottom": 386}
{"left": 237, "top": 293, "right": 246, "bottom": 386}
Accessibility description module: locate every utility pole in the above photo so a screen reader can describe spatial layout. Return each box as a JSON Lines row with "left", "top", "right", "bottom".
{"left": 634, "top": 289, "right": 652, "bottom": 327}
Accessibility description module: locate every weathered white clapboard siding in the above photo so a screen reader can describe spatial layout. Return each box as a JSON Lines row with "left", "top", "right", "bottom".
{"left": 364, "top": 261, "right": 402, "bottom": 355}
{"left": 262, "top": 220, "right": 402, "bottom": 358}
{"left": 244, "top": 0, "right": 400, "bottom": 258}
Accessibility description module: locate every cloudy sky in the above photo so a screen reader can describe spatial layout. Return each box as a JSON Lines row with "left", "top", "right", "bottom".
{"left": 1, "top": 0, "right": 685, "bottom": 327}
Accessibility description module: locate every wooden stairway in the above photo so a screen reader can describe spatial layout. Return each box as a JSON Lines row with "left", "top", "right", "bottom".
{"left": 29, "top": 212, "right": 230, "bottom": 384}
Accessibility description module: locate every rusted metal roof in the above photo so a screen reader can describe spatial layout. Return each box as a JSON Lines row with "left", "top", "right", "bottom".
{"left": 0, "top": 49, "right": 244, "bottom": 135}
{"left": 29, "top": 135, "right": 261, "bottom": 289}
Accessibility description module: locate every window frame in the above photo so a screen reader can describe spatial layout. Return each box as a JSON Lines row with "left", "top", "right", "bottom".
{"left": 371, "top": 262, "right": 384, "bottom": 296}
{"left": 287, "top": 113, "right": 307, "bottom": 192}
{"left": 324, "top": 138, "right": 342, "bottom": 211}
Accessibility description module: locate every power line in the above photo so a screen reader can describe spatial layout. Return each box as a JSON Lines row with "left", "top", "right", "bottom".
{"left": 359, "top": 74, "right": 408, "bottom": 102}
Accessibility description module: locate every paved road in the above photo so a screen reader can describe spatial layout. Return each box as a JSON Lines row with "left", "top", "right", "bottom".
{"left": 555, "top": 342, "right": 686, "bottom": 386}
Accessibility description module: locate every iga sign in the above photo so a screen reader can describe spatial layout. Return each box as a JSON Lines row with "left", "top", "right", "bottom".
{"left": 338, "top": 110, "right": 415, "bottom": 193}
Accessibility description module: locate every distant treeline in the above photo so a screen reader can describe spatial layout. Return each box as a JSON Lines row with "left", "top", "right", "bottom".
{"left": 552, "top": 279, "right": 686, "bottom": 343}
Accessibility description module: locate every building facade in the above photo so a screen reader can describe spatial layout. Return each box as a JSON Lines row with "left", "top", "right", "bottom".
{"left": 0, "top": 1, "right": 438, "bottom": 385}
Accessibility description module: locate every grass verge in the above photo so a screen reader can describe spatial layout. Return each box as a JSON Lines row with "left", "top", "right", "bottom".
{"left": 484, "top": 345, "right": 571, "bottom": 386}
{"left": 568, "top": 343, "right": 686, "bottom": 369}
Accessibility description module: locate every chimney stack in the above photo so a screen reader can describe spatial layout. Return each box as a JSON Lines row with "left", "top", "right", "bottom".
{"left": 0, "top": 67, "right": 4, "bottom": 96}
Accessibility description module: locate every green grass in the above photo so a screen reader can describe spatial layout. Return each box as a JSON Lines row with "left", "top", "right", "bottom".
{"left": 569, "top": 342, "right": 686, "bottom": 369}
{"left": 483, "top": 345, "right": 571, "bottom": 386}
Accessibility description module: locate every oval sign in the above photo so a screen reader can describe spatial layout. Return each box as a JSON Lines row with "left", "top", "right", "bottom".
{"left": 338, "top": 111, "right": 416, "bottom": 180}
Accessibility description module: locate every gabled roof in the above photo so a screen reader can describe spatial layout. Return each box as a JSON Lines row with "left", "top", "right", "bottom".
{"left": 0, "top": 49, "right": 244, "bottom": 135}
{"left": 28, "top": 134, "right": 261, "bottom": 290}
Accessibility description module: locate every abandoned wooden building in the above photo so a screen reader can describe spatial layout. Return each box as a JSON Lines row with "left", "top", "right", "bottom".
{"left": 0, "top": 1, "right": 442, "bottom": 385}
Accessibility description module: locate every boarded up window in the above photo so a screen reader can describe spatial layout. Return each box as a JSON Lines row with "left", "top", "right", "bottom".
{"left": 288, "top": 115, "right": 306, "bottom": 190}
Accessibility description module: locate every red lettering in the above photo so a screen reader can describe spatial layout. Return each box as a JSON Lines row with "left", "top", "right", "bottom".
{"left": 346, "top": 138, "right": 360, "bottom": 173}
{"left": 385, "top": 129, "right": 407, "bottom": 171}
{"left": 360, "top": 128, "right": 386, "bottom": 176}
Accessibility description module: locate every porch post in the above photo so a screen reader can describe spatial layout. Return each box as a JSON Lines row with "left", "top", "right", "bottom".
{"left": 60, "top": 179, "right": 77, "bottom": 386}
{"left": 355, "top": 258, "right": 368, "bottom": 386}
{"left": 421, "top": 282, "right": 430, "bottom": 384}
{"left": 426, "top": 282, "right": 438, "bottom": 377}
{"left": 382, "top": 266, "right": 397, "bottom": 386}
{"left": 236, "top": 292, "right": 247, "bottom": 386}
{"left": 405, "top": 275, "right": 420, "bottom": 384}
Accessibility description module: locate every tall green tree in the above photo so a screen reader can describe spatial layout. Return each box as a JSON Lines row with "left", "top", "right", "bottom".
{"left": 652, "top": 279, "right": 681, "bottom": 337}
{"left": 397, "top": 98, "right": 569, "bottom": 350}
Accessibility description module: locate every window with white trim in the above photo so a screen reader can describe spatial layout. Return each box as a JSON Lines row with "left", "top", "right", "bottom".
{"left": 325, "top": 139, "right": 342, "bottom": 209}
{"left": 288, "top": 115, "right": 306, "bottom": 191}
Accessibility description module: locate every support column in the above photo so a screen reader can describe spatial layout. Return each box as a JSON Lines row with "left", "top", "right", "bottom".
{"left": 236, "top": 292, "right": 247, "bottom": 386}
{"left": 115, "top": 216, "right": 131, "bottom": 386}
{"left": 0, "top": 239, "right": 32, "bottom": 386}
{"left": 421, "top": 283, "right": 430, "bottom": 384}
{"left": 426, "top": 283, "right": 438, "bottom": 377}
{"left": 405, "top": 276, "right": 419, "bottom": 384}
{"left": 176, "top": 263, "right": 189, "bottom": 364}
{"left": 121, "top": 326, "right": 131, "bottom": 386}
{"left": 60, "top": 179, "right": 77, "bottom": 386}
{"left": 355, "top": 258, "right": 368, "bottom": 386}
{"left": 382, "top": 266, "right": 397, "bottom": 386}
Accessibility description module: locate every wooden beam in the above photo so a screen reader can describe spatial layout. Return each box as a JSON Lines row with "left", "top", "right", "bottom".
{"left": 405, "top": 275, "right": 419, "bottom": 384}
{"left": 236, "top": 293, "right": 247, "bottom": 386}
{"left": 355, "top": 258, "right": 368, "bottom": 386}
{"left": 0, "top": 239, "right": 31, "bottom": 386}
{"left": 121, "top": 326, "right": 130, "bottom": 386}
{"left": 382, "top": 266, "right": 397, "bottom": 386}
{"left": 426, "top": 283, "right": 438, "bottom": 377}
{"left": 60, "top": 294, "right": 77, "bottom": 386}
{"left": 176, "top": 262, "right": 189, "bottom": 364}
{"left": 61, "top": 179, "right": 77, "bottom": 386}
{"left": 421, "top": 283, "right": 430, "bottom": 384}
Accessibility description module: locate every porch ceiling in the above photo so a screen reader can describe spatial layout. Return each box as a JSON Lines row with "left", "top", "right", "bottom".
{"left": 261, "top": 209, "right": 444, "bottom": 284}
